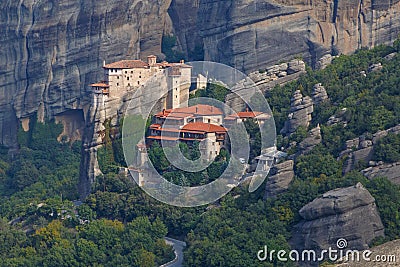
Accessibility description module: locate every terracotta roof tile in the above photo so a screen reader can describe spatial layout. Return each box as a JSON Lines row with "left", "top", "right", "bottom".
{"left": 182, "top": 122, "right": 227, "bottom": 133}
{"left": 90, "top": 82, "right": 110, "bottom": 88}
{"left": 103, "top": 60, "right": 149, "bottom": 69}
{"left": 155, "top": 104, "right": 223, "bottom": 118}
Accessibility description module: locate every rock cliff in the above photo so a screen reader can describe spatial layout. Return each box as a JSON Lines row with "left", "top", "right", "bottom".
{"left": 3, "top": 0, "right": 400, "bottom": 149}
{"left": 0, "top": 0, "right": 172, "bottom": 148}
{"left": 171, "top": 0, "right": 400, "bottom": 72}
{"left": 291, "top": 183, "right": 385, "bottom": 265}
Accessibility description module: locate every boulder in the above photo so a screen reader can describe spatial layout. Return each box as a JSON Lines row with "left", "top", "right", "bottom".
{"left": 291, "top": 183, "right": 385, "bottom": 264}
{"left": 264, "top": 160, "right": 294, "bottom": 198}
{"left": 362, "top": 162, "right": 400, "bottom": 185}
{"left": 315, "top": 54, "right": 334, "bottom": 70}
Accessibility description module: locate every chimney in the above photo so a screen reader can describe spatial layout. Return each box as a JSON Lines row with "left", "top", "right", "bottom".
{"left": 180, "top": 59, "right": 184, "bottom": 64}
{"left": 147, "top": 55, "right": 157, "bottom": 66}
{"left": 103, "top": 60, "right": 106, "bottom": 67}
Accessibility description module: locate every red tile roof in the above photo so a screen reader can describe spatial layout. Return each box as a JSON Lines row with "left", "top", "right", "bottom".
{"left": 90, "top": 82, "right": 110, "bottom": 88}
{"left": 182, "top": 122, "right": 227, "bottom": 133}
{"left": 103, "top": 59, "right": 191, "bottom": 70}
{"left": 103, "top": 60, "right": 149, "bottom": 69}
{"left": 155, "top": 104, "right": 223, "bottom": 119}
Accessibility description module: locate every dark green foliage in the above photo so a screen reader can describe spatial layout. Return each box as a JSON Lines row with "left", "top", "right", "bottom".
{"left": 374, "top": 133, "right": 400, "bottom": 163}
{"left": 367, "top": 178, "right": 400, "bottom": 240}
{"left": 191, "top": 83, "right": 230, "bottom": 102}
{"left": 162, "top": 34, "right": 186, "bottom": 62}
{"left": 147, "top": 141, "right": 228, "bottom": 186}
{"left": 1, "top": 37, "right": 400, "bottom": 267}
{"left": 295, "top": 148, "right": 340, "bottom": 180}
{"left": 0, "top": 218, "right": 173, "bottom": 267}
{"left": 188, "top": 44, "right": 204, "bottom": 61}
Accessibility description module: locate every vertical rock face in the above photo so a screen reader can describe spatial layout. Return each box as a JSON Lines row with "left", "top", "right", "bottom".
{"left": 0, "top": 0, "right": 172, "bottom": 148}
{"left": 291, "top": 183, "right": 385, "bottom": 265}
{"left": 171, "top": 0, "right": 400, "bottom": 73}
{"left": 264, "top": 160, "right": 294, "bottom": 199}
{"left": 281, "top": 90, "right": 314, "bottom": 135}
{"left": 312, "top": 83, "right": 329, "bottom": 105}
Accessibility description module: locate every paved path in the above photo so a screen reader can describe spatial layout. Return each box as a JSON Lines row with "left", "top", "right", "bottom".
{"left": 160, "top": 237, "right": 187, "bottom": 267}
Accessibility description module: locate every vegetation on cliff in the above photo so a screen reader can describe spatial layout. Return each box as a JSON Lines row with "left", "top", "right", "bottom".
{"left": 0, "top": 40, "right": 399, "bottom": 266}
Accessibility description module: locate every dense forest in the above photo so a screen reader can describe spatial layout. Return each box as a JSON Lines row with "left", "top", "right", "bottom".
{"left": 0, "top": 39, "right": 399, "bottom": 266}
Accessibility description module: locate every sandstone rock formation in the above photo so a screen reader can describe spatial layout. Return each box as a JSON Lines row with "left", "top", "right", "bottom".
{"left": 298, "top": 125, "right": 322, "bottom": 155}
{"left": 264, "top": 160, "right": 294, "bottom": 199}
{"left": 291, "top": 183, "right": 385, "bottom": 264}
{"left": 312, "top": 83, "right": 329, "bottom": 105}
{"left": 362, "top": 162, "right": 400, "bottom": 185}
{"left": 341, "top": 124, "right": 400, "bottom": 174}
{"left": 176, "top": 0, "right": 400, "bottom": 73}
{"left": 335, "top": 239, "right": 400, "bottom": 267}
{"left": 315, "top": 54, "right": 335, "bottom": 70}
{"left": 248, "top": 59, "right": 306, "bottom": 91}
{"left": 281, "top": 90, "right": 314, "bottom": 135}
{"left": 0, "top": 0, "right": 173, "bottom": 148}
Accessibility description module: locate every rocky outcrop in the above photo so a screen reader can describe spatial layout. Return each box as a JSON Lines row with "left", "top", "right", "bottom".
{"left": 315, "top": 54, "right": 336, "bottom": 70}
{"left": 191, "top": 0, "right": 400, "bottom": 73}
{"left": 327, "top": 108, "right": 349, "bottom": 127}
{"left": 291, "top": 183, "right": 385, "bottom": 264}
{"left": 264, "top": 160, "right": 294, "bottom": 198}
{"left": 341, "top": 124, "right": 400, "bottom": 174}
{"left": 362, "top": 162, "right": 400, "bottom": 185}
{"left": 312, "top": 83, "right": 329, "bottom": 105}
{"left": 335, "top": 239, "right": 400, "bottom": 267}
{"left": 368, "top": 63, "right": 383, "bottom": 73}
{"left": 298, "top": 125, "right": 322, "bottom": 155}
{"left": 281, "top": 90, "right": 314, "bottom": 135}
{"left": 249, "top": 59, "right": 306, "bottom": 91}
{"left": 0, "top": 0, "right": 173, "bottom": 148}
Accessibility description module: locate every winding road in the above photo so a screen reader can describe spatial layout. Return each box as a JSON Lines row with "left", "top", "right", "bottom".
{"left": 161, "top": 237, "right": 187, "bottom": 267}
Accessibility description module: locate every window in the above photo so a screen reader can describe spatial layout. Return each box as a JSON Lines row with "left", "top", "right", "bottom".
{"left": 127, "top": 77, "right": 129, "bottom": 81}
{"left": 208, "top": 119, "right": 211, "bottom": 123}
{"left": 125, "top": 71, "right": 127, "bottom": 74}
{"left": 131, "top": 71, "right": 133, "bottom": 74}
{"left": 139, "top": 76, "right": 142, "bottom": 78}
{"left": 117, "top": 76, "right": 119, "bottom": 79}
{"left": 117, "top": 83, "right": 119, "bottom": 86}
{"left": 138, "top": 81, "right": 140, "bottom": 85}
{"left": 128, "top": 83, "right": 130, "bottom": 87}
{"left": 212, "top": 142, "right": 215, "bottom": 146}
